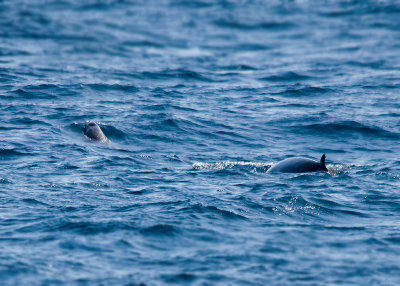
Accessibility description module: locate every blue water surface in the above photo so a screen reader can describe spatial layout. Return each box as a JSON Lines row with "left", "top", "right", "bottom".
{"left": 1, "top": 0, "right": 400, "bottom": 285}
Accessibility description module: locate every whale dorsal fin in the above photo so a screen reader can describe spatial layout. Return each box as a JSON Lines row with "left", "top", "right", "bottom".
{"left": 320, "top": 154, "right": 326, "bottom": 166}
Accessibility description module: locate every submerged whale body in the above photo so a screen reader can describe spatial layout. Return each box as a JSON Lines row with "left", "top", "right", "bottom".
{"left": 83, "top": 122, "right": 109, "bottom": 142}
{"left": 268, "top": 154, "right": 328, "bottom": 173}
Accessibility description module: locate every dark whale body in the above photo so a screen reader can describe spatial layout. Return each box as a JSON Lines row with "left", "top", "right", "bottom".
{"left": 268, "top": 154, "right": 328, "bottom": 173}
{"left": 83, "top": 122, "right": 109, "bottom": 142}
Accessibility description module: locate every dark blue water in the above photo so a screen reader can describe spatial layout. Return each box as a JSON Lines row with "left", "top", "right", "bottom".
{"left": 1, "top": 0, "right": 400, "bottom": 284}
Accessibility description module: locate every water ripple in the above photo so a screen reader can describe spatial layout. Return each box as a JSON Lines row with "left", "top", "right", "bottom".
{"left": 1, "top": 0, "right": 400, "bottom": 284}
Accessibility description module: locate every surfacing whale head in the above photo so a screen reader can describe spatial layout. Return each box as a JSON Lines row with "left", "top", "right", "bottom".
{"left": 83, "top": 122, "right": 109, "bottom": 142}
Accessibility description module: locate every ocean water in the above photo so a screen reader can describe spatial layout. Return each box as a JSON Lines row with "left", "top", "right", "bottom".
{"left": 1, "top": 0, "right": 400, "bottom": 285}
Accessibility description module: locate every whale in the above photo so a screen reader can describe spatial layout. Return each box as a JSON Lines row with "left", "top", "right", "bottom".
{"left": 83, "top": 122, "right": 109, "bottom": 142}
{"left": 267, "top": 154, "right": 328, "bottom": 173}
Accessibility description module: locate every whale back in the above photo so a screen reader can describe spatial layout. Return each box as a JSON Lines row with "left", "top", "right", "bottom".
{"left": 83, "top": 122, "right": 109, "bottom": 142}
{"left": 268, "top": 154, "right": 327, "bottom": 173}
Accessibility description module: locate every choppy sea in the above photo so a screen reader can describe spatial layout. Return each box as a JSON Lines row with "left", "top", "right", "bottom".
{"left": 1, "top": 0, "right": 400, "bottom": 285}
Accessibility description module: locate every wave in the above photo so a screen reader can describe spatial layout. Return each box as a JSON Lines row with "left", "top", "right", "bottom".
{"left": 192, "top": 161, "right": 272, "bottom": 173}
{"left": 122, "top": 39, "right": 164, "bottom": 48}
{"left": 170, "top": 0, "right": 214, "bottom": 8}
{"left": 273, "top": 86, "right": 333, "bottom": 97}
{"left": 182, "top": 203, "right": 247, "bottom": 220}
{"left": 0, "top": 71, "right": 20, "bottom": 84}
{"left": 346, "top": 60, "right": 386, "bottom": 69}
{"left": 291, "top": 121, "right": 399, "bottom": 139}
{"left": 260, "top": 71, "right": 310, "bottom": 82}
{"left": 0, "top": 148, "right": 30, "bottom": 159}
{"left": 220, "top": 64, "right": 258, "bottom": 71}
{"left": 86, "top": 83, "right": 139, "bottom": 92}
{"left": 140, "top": 224, "right": 179, "bottom": 236}
{"left": 141, "top": 69, "right": 215, "bottom": 82}
{"left": 273, "top": 195, "right": 322, "bottom": 217}
{"left": 54, "top": 220, "right": 137, "bottom": 235}
{"left": 273, "top": 195, "right": 370, "bottom": 218}
{"left": 163, "top": 273, "right": 196, "bottom": 284}
{"left": 214, "top": 19, "right": 294, "bottom": 30}
{"left": 11, "top": 84, "right": 79, "bottom": 99}
{"left": 100, "top": 125, "right": 127, "bottom": 141}
{"left": 320, "top": 3, "right": 400, "bottom": 17}
{"left": 10, "top": 117, "right": 51, "bottom": 126}
{"left": 0, "top": 177, "right": 11, "bottom": 184}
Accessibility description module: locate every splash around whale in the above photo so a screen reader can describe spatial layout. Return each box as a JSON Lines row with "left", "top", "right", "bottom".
{"left": 83, "top": 122, "right": 110, "bottom": 143}
{"left": 267, "top": 154, "right": 328, "bottom": 173}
